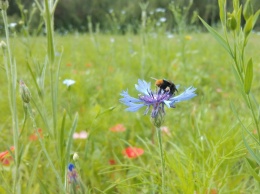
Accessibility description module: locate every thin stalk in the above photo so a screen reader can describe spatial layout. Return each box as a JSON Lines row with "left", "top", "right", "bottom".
{"left": 156, "top": 127, "right": 165, "bottom": 193}
{"left": 1, "top": 8, "right": 20, "bottom": 194}
{"left": 247, "top": 95, "right": 260, "bottom": 141}
{"left": 26, "top": 103, "right": 65, "bottom": 192}
{"left": 139, "top": 3, "right": 148, "bottom": 78}
{"left": 36, "top": 0, "right": 58, "bottom": 137}
{"left": 44, "top": 0, "right": 57, "bottom": 138}
{"left": 44, "top": 0, "right": 55, "bottom": 64}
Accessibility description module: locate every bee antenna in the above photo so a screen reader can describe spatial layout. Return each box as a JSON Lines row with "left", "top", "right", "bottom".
{"left": 150, "top": 77, "right": 157, "bottom": 81}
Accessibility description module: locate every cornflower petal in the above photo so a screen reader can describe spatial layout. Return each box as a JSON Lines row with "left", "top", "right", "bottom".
{"left": 125, "top": 102, "right": 145, "bottom": 112}
{"left": 120, "top": 91, "right": 142, "bottom": 104}
{"left": 169, "top": 86, "right": 197, "bottom": 106}
{"left": 163, "top": 100, "right": 172, "bottom": 108}
{"left": 135, "top": 79, "right": 151, "bottom": 95}
{"left": 120, "top": 90, "right": 145, "bottom": 112}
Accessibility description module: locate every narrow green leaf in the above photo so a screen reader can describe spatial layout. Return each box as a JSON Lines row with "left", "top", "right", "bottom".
{"left": 26, "top": 62, "right": 42, "bottom": 96}
{"left": 26, "top": 151, "right": 42, "bottom": 193}
{"left": 233, "top": 0, "right": 239, "bottom": 11}
{"left": 31, "top": 98, "right": 51, "bottom": 134}
{"left": 230, "top": 65, "right": 250, "bottom": 107}
{"left": 95, "top": 106, "right": 116, "bottom": 118}
{"left": 230, "top": 101, "right": 260, "bottom": 146}
{"left": 235, "top": 6, "right": 242, "bottom": 33}
{"left": 245, "top": 158, "right": 260, "bottom": 182}
{"left": 58, "top": 110, "right": 67, "bottom": 185}
{"left": 60, "top": 110, "right": 66, "bottom": 161}
{"left": 218, "top": 0, "right": 226, "bottom": 26}
{"left": 244, "top": 15, "right": 254, "bottom": 39}
{"left": 244, "top": 58, "right": 253, "bottom": 94}
{"left": 60, "top": 110, "right": 66, "bottom": 157}
{"left": 66, "top": 113, "right": 79, "bottom": 164}
{"left": 38, "top": 177, "right": 49, "bottom": 194}
{"left": 242, "top": 133, "right": 260, "bottom": 165}
{"left": 253, "top": 9, "right": 260, "bottom": 25}
{"left": 246, "top": 157, "right": 258, "bottom": 169}
{"left": 44, "top": 0, "right": 55, "bottom": 63}
{"left": 199, "top": 17, "right": 232, "bottom": 57}
{"left": 243, "top": 0, "right": 254, "bottom": 20}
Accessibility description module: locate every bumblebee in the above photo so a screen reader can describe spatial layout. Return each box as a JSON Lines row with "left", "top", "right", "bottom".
{"left": 154, "top": 79, "right": 178, "bottom": 95}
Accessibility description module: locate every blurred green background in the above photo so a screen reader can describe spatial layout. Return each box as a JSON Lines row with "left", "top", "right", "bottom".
{"left": 3, "top": 0, "right": 260, "bottom": 34}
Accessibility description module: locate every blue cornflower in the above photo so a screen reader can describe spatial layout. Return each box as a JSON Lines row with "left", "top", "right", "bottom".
{"left": 68, "top": 163, "right": 75, "bottom": 171}
{"left": 68, "top": 163, "right": 78, "bottom": 183}
{"left": 120, "top": 79, "right": 196, "bottom": 119}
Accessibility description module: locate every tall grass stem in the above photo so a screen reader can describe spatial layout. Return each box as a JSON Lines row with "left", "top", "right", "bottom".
{"left": 1, "top": 7, "right": 20, "bottom": 194}
{"left": 26, "top": 103, "right": 65, "bottom": 192}
{"left": 156, "top": 127, "right": 166, "bottom": 193}
{"left": 139, "top": 3, "right": 148, "bottom": 78}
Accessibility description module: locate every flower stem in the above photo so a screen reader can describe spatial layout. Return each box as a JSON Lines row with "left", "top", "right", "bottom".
{"left": 156, "top": 127, "right": 166, "bottom": 193}
{"left": 1, "top": 7, "right": 20, "bottom": 194}
{"left": 26, "top": 103, "right": 65, "bottom": 192}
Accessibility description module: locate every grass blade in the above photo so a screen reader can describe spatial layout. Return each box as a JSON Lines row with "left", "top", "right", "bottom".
{"left": 245, "top": 158, "right": 260, "bottom": 182}
{"left": 199, "top": 16, "right": 232, "bottom": 57}
{"left": 244, "top": 58, "right": 253, "bottom": 94}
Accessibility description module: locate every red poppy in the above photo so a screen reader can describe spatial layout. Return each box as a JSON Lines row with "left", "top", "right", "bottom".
{"left": 29, "top": 129, "right": 43, "bottom": 141}
{"left": 0, "top": 146, "right": 15, "bottom": 166}
{"left": 109, "top": 124, "right": 126, "bottom": 132}
{"left": 85, "top": 63, "right": 92, "bottom": 68}
{"left": 205, "top": 189, "right": 218, "bottom": 194}
{"left": 122, "top": 147, "right": 144, "bottom": 159}
{"left": 109, "top": 159, "right": 116, "bottom": 165}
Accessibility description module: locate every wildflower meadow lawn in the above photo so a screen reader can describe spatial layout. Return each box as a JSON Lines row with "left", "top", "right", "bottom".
{"left": 1, "top": 30, "right": 260, "bottom": 193}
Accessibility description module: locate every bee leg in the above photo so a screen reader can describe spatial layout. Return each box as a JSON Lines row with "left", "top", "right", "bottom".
{"left": 158, "top": 88, "right": 163, "bottom": 94}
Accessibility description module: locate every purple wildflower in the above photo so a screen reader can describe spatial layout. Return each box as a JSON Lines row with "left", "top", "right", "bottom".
{"left": 68, "top": 163, "right": 78, "bottom": 183}
{"left": 120, "top": 79, "right": 196, "bottom": 118}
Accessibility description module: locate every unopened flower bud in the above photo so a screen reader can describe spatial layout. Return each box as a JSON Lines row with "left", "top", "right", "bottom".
{"left": 0, "top": 41, "right": 7, "bottom": 50}
{"left": 243, "top": 0, "right": 253, "bottom": 21}
{"left": 227, "top": 13, "right": 237, "bottom": 31}
{"left": 73, "top": 152, "right": 79, "bottom": 161}
{"left": 19, "top": 80, "right": 31, "bottom": 103}
{"left": 0, "top": 0, "right": 9, "bottom": 10}
{"left": 150, "top": 109, "right": 165, "bottom": 128}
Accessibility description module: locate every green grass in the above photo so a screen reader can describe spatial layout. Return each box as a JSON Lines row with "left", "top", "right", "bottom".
{"left": 1, "top": 31, "right": 260, "bottom": 193}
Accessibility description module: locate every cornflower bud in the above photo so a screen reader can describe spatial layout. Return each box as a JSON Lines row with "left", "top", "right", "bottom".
{"left": 0, "top": 0, "right": 9, "bottom": 10}
{"left": 150, "top": 108, "right": 165, "bottom": 128}
{"left": 19, "top": 80, "right": 31, "bottom": 103}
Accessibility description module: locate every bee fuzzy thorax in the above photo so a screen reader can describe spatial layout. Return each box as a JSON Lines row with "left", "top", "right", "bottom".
{"left": 155, "top": 79, "right": 164, "bottom": 87}
{"left": 154, "top": 79, "right": 178, "bottom": 95}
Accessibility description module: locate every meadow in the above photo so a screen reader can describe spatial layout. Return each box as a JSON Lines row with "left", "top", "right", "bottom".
{"left": 1, "top": 0, "right": 260, "bottom": 193}
{"left": 0, "top": 31, "right": 259, "bottom": 193}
